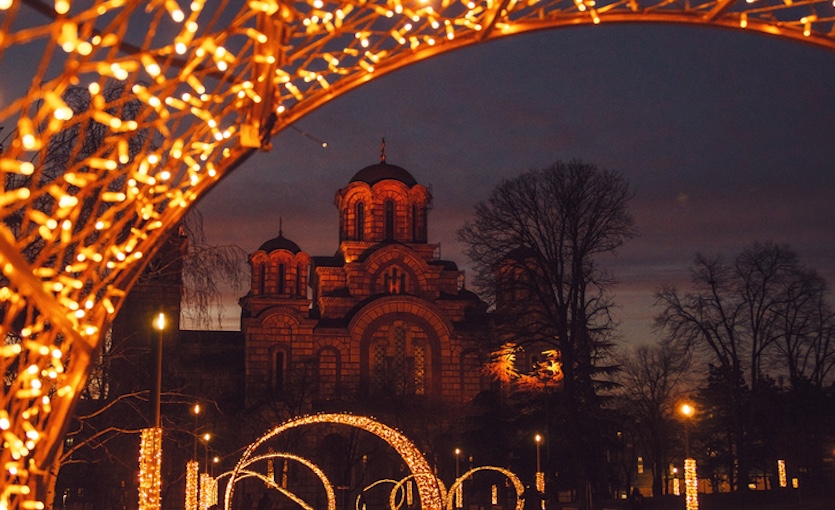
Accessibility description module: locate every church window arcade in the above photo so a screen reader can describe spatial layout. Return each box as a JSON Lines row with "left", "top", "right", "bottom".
{"left": 356, "top": 202, "right": 365, "bottom": 241}
{"left": 384, "top": 200, "right": 395, "bottom": 240}
{"left": 369, "top": 322, "right": 431, "bottom": 397}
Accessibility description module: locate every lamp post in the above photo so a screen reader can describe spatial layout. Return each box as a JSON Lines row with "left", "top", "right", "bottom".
{"left": 680, "top": 403, "right": 694, "bottom": 458}
{"left": 535, "top": 434, "right": 544, "bottom": 509}
{"left": 139, "top": 312, "right": 166, "bottom": 510}
{"left": 192, "top": 404, "right": 201, "bottom": 458}
{"left": 679, "top": 403, "right": 698, "bottom": 510}
{"left": 454, "top": 448, "right": 462, "bottom": 509}
{"left": 186, "top": 404, "right": 201, "bottom": 510}
{"left": 151, "top": 312, "right": 166, "bottom": 428}
{"left": 535, "top": 434, "right": 542, "bottom": 474}
{"left": 202, "top": 432, "right": 212, "bottom": 473}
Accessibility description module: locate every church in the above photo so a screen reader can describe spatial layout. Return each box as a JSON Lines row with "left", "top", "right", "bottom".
{"left": 239, "top": 148, "right": 491, "bottom": 410}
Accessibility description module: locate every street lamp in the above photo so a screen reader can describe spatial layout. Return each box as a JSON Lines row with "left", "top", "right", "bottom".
{"left": 680, "top": 403, "right": 694, "bottom": 458}
{"left": 202, "top": 432, "right": 212, "bottom": 473}
{"left": 186, "top": 404, "right": 202, "bottom": 510}
{"left": 139, "top": 312, "right": 166, "bottom": 510}
{"left": 679, "top": 403, "right": 698, "bottom": 510}
{"left": 454, "top": 448, "right": 462, "bottom": 509}
{"left": 535, "top": 434, "right": 544, "bottom": 509}
{"left": 192, "top": 404, "right": 201, "bottom": 458}
{"left": 151, "top": 312, "right": 166, "bottom": 428}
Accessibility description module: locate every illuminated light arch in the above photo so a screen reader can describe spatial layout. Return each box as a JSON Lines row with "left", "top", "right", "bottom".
{"left": 357, "top": 479, "right": 407, "bottom": 510}
{"left": 388, "top": 475, "right": 448, "bottom": 510}
{"left": 0, "top": 2, "right": 833, "bottom": 509}
{"left": 225, "top": 413, "right": 442, "bottom": 510}
{"left": 441, "top": 467, "right": 525, "bottom": 510}
{"left": 217, "top": 451, "right": 337, "bottom": 510}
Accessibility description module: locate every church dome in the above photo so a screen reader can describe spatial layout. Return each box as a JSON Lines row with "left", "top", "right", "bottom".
{"left": 257, "top": 232, "right": 302, "bottom": 254}
{"left": 350, "top": 161, "right": 417, "bottom": 188}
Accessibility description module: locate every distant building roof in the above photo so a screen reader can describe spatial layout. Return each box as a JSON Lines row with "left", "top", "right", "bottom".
{"left": 350, "top": 161, "right": 418, "bottom": 187}
{"left": 257, "top": 232, "right": 302, "bottom": 254}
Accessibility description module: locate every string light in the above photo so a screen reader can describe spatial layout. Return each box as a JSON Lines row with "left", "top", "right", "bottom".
{"left": 139, "top": 428, "right": 163, "bottom": 510}
{"left": 185, "top": 461, "right": 199, "bottom": 510}
{"left": 226, "top": 413, "right": 443, "bottom": 510}
{"left": 0, "top": 2, "right": 832, "bottom": 509}
{"left": 777, "top": 460, "right": 787, "bottom": 488}
{"left": 684, "top": 458, "right": 698, "bottom": 510}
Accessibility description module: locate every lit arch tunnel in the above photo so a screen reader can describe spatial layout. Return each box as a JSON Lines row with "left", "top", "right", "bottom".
{"left": 0, "top": 0, "right": 833, "bottom": 508}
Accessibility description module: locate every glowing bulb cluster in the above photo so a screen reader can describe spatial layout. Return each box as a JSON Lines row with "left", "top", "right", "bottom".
{"left": 684, "top": 458, "right": 698, "bottom": 510}
{"left": 139, "top": 428, "right": 163, "bottom": 510}
{"left": 0, "top": 2, "right": 832, "bottom": 510}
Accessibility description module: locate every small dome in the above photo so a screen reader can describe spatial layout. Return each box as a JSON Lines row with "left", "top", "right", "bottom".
{"left": 350, "top": 161, "right": 417, "bottom": 188}
{"left": 257, "top": 232, "right": 302, "bottom": 254}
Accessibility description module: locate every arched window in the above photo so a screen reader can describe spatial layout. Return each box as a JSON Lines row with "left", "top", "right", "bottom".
{"left": 272, "top": 350, "right": 285, "bottom": 392}
{"left": 356, "top": 202, "right": 365, "bottom": 241}
{"left": 371, "top": 341, "right": 388, "bottom": 395}
{"left": 384, "top": 200, "right": 395, "bottom": 240}
{"left": 413, "top": 343, "right": 426, "bottom": 395}
{"left": 296, "top": 263, "right": 303, "bottom": 296}
{"left": 411, "top": 204, "right": 417, "bottom": 243}
{"left": 383, "top": 267, "right": 406, "bottom": 294}
{"left": 419, "top": 205, "right": 428, "bottom": 242}
{"left": 258, "top": 263, "right": 266, "bottom": 294}
{"left": 369, "top": 324, "right": 429, "bottom": 396}
{"left": 278, "top": 263, "right": 286, "bottom": 294}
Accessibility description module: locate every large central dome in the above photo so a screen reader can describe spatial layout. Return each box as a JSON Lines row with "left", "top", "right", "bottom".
{"left": 349, "top": 160, "right": 417, "bottom": 187}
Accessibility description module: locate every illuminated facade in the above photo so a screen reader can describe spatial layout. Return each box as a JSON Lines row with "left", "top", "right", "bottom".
{"left": 240, "top": 153, "right": 490, "bottom": 408}
{"left": 2, "top": 1, "right": 835, "bottom": 508}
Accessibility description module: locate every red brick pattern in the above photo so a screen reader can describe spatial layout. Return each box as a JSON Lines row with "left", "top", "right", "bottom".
{"left": 241, "top": 171, "right": 488, "bottom": 407}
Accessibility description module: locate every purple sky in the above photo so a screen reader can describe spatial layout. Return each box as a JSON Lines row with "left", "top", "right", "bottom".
{"left": 193, "top": 24, "right": 835, "bottom": 343}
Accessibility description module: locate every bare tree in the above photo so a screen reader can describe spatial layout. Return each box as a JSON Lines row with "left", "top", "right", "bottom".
{"left": 616, "top": 343, "right": 692, "bottom": 496}
{"left": 655, "top": 241, "right": 833, "bottom": 490}
{"left": 458, "top": 159, "right": 635, "bottom": 508}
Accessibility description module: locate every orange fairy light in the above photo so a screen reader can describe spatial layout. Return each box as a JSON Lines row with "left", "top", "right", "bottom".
{"left": 0, "top": 2, "right": 833, "bottom": 510}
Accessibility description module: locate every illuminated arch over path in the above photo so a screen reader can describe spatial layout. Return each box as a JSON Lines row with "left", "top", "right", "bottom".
{"left": 225, "top": 413, "right": 442, "bottom": 510}
{"left": 0, "top": 1, "right": 833, "bottom": 509}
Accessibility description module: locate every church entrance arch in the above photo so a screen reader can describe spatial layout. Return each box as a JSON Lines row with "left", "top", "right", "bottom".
{"left": 0, "top": 2, "right": 833, "bottom": 508}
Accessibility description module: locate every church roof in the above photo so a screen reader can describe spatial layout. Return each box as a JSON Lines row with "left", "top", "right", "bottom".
{"left": 349, "top": 161, "right": 418, "bottom": 187}
{"left": 257, "top": 232, "right": 302, "bottom": 254}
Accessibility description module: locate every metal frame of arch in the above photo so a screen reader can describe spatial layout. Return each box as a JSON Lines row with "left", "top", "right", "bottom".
{"left": 0, "top": 1, "right": 832, "bottom": 509}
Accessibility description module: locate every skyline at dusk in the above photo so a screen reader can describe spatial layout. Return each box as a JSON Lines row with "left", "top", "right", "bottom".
{"left": 194, "top": 24, "right": 835, "bottom": 343}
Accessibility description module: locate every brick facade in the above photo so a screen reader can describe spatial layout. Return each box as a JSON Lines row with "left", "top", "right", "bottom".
{"left": 240, "top": 158, "right": 490, "bottom": 409}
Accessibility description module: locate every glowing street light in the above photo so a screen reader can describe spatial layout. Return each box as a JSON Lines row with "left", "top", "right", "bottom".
{"left": 151, "top": 312, "right": 166, "bottom": 428}
{"left": 186, "top": 403, "right": 202, "bottom": 510}
{"left": 535, "top": 434, "right": 544, "bottom": 509}
{"left": 202, "top": 433, "right": 212, "bottom": 473}
{"left": 454, "top": 448, "right": 462, "bottom": 509}
{"left": 679, "top": 403, "right": 694, "bottom": 458}
{"left": 140, "top": 312, "right": 166, "bottom": 510}
{"left": 679, "top": 403, "right": 698, "bottom": 510}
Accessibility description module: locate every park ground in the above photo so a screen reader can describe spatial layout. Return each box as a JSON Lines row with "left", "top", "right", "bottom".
{"left": 590, "top": 489, "right": 831, "bottom": 510}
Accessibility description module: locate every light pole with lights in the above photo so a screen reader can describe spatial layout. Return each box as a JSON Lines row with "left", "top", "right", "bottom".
{"left": 139, "top": 312, "right": 166, "bottom": 510}
{"left": 454, "top": 448, "right": 462, "bottom": 509}
{"left": 535, "top": 434, "right": 545, "bottom": 509}
{"left": 680, "top": 403, "right": 694, "bottom": 458}
{"left": 202, "top": 432, "right": 212, "bottom": 473}
{"left": 151, "top": 312, "right": 166, "bottom": 428}
{"left": 679, "top": 403, "right": 698, "bottom": 510}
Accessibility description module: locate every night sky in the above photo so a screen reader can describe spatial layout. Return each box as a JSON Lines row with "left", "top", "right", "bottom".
{"left": 176, "top": 25, "right": 835, "bottom": 340}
